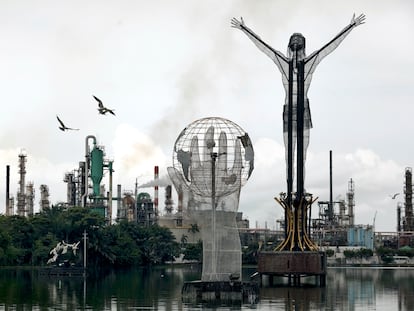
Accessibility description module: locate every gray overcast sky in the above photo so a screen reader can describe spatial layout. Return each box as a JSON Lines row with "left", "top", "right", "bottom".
{"left": 1, "top": 0, "right": 413, "bottom": 232}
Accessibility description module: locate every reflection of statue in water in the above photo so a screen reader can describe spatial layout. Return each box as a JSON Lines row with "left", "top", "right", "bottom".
{"left": 232, "top": 14, "right": 365, "bottom": 197}
{"left": 168, "top": 117, "right": 254, "bottom": 282}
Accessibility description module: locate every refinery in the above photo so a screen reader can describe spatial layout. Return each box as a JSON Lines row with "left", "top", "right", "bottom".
{"left": 3, "top": 134, "right": 414, "bottom": 260}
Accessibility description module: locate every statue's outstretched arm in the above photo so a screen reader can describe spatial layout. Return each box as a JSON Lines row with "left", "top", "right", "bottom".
{"left": 305, "top": 13, "right": 366, "bottom": 74}
{"left": 232, "top": 17, "right": 288, "bottom": 78}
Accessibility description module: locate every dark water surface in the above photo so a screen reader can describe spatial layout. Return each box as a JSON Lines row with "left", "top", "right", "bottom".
{"left": 0, "top": 265, "right": 413, "bottom": 310}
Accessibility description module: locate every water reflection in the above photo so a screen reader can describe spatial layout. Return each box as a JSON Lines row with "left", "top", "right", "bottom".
{"left": 0, "top": 266, "right": 413, "bottom": 310}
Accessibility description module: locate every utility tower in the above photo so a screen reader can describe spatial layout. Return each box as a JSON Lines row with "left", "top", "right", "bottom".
{"left": 347, "top": 178, "right": 355, "bottom": 226}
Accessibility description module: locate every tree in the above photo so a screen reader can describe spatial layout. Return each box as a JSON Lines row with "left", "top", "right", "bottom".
{"left": 180, "top": 234, "right": 188, "bottom": 246}
{"left": 182, "top": 240, "right": 202, "bottom": 262}
{"left": 142, "top": 225, "right": 180, "bottom": 264}
{"left": 397, "top": 246, "right": 414, "bottom": 258}
{"left": 326, "top": 249, "right": 335, "bottom": 257}
{"left": 0, "top": 208, "right": 184, "bottom": 268}
{"left": 31, "top": 233, "right": 59, "bottom": 266}
{"left": 358, "top": 248, "right": 373, "bottom": 258}
{"left": 376, "top": 246, "right": 395, "bottom": 258}
{"left": 0, "top": 228, "right": 12, "bottom": 265}
{"left": 188, "top": 224, "right": 199, "bottom": 234}
{"left": 0, "top": 215, "right": 34, "bottom": 264}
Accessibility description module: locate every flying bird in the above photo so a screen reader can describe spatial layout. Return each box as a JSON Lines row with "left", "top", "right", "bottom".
{"left": 389, "top": 193, "right": 400, "bottom": 199}
{"left": 93, "top": 95, "right": 115, "bottom": 116}
{"left": 56, "top": 115, "right": 79, "bottom": 131}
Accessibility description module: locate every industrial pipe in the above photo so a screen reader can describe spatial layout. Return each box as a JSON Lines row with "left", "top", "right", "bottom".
{"left": 81, "top": 135, "right": 96, "bottom": 207}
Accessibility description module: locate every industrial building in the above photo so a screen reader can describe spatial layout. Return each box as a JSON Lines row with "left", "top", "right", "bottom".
{"left": 310, "top": 178, "right": 373, "bottom": 249}
{"left": 5, "top": 151, "right": 50, "bottom": 218}
{"left": 3, "top": 136, "right": 414, "bottom": 252}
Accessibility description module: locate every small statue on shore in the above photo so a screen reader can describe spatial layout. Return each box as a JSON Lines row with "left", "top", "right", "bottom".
{"left": 47, "top": 241, "right": 80, "bottom": 265}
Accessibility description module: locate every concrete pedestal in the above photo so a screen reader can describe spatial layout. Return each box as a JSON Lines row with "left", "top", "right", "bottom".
{"left": 258, "top": 251, "right": 327, "bottom": 286}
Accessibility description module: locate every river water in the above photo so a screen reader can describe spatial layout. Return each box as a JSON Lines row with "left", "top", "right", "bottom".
{"left": 0, "top": 265, "right": 413, "bottom": 310}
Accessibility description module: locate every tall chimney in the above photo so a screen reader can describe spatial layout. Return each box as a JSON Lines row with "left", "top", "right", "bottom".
{"left": 17, "top": 152, "right": 27, "bottom": 216}
{"left": 6, "top": 165, "right": 10, "bottom": 216}
{"left": 117, "top": 184, "right": 122, "bottom": 219}
{"left": 397, "top": 202, "right": 402, "bottom": 232}
{"left": 329, "top": 150, "right": 333, "bottom": 221}
{"left": 178, "top": 186, "right": 183, "bottom": 214}
{"left": 154, "top": 166, "right": 159, "bottom": 217}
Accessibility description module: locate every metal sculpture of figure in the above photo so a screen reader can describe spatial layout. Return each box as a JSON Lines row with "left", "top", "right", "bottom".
{"left": 232, "top": 14, "right": 365, "bottom": 251}
{"left": 47, "top": 240, "right": 81, "bottom": 264}
{"left": 232, "top": 14, "right": 365, "bottom": 202}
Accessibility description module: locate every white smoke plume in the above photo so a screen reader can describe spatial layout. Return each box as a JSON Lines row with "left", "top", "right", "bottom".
{"left": 138, "top": 174, "right": 172, "bottom": 188}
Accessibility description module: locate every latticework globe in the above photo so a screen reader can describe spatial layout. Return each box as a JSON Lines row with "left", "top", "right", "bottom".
{"left": 172, "top": 117, "right": 254, "bottom": 198}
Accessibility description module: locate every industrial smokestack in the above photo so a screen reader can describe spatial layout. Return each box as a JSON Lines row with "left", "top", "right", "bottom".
{"left": 117, "top": 184, "right": 122, "bottom": 218}
{"left": 164, "top": 185, "right": 173, "bottom": 214}
{"left": 178, "top": 186, "right": 183, "bottom": 214}
{"left": 347, "top": 178, "right": 355, "bottom": 226}
{"left": 6, "top": 165, "right": 11, "bottom": 216}
{"left": 329, "top": 150, "right": 333, "bottom": 221}
{"left": 108, "top": 161, "right": 113, "bottom": 225}
{"left": 397, "top": 202, "right": 402, "bottom": 232}
{"left": 17, "top": 152, "right": 27, "bottom": 216}
{"left": 404, "top": 167, "right": 413, "bottom": 231}
{"left": 82, "top": 135, "right": 97, "bottom": 207}
{"left": 154, "top": 166, "right": 159, "bottom": 216}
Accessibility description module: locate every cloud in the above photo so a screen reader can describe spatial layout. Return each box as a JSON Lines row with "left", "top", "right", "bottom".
{"left": 237, "top": 143, "right": 404, "bottom": 232}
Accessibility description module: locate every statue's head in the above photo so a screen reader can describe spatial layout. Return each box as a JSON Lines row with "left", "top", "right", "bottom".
{"left": 288, "top": 33, "right": 305, "bottom": 52}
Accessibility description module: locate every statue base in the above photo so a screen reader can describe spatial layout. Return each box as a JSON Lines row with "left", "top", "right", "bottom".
{"left": 182, "top": 280, "right": 259, "bottom": 304}
{"left": 257, "top": 251, "right": 327, "bottom": 286}
{"left": 39, "top": 266, "right": 86, "bottom": 277}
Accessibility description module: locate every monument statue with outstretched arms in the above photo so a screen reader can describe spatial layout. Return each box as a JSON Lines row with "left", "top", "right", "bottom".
{"left": 232, "top": 14, "right": 365, "bottom": 251}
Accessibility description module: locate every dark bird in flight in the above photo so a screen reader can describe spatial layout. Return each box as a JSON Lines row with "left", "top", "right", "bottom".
{"left": 389, "top": 193, "right": 400, "bottom": 199}
{"left": 56, "top": 115, "right": 79, "bottom": 131}
{"left": 93, "top": 95, "right": 115, "bottom": 116}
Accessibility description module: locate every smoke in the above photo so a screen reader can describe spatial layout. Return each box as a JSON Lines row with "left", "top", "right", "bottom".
{"left": 138, "top": 174, "right": 172, "bottom": 188}
{"left": 112, "top": 123, "right": 170, "bottom": 188}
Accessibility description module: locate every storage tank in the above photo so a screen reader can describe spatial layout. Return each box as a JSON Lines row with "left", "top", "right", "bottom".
{"left": 91, "top": 146, "right": 104, "bottom": 196}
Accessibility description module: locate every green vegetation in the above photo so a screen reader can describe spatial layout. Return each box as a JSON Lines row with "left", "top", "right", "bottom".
{"left": 343, "top": 248, "right": 373, "bottom": 259}
{"left": 0, "top": 206, "right": 180, "bottom": 267}
{"left": 325, "top": 249, "right": 335, "bottom": 257}
{"left": 182, "top": 240, "right": 203, "bottom": 262}
{"left": 376, "top": 246, "right": 414, "bottom": 263}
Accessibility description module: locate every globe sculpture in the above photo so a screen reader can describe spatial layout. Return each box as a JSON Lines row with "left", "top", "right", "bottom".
{"left": 168, "top": 117, "right": 254, "bottom": 282}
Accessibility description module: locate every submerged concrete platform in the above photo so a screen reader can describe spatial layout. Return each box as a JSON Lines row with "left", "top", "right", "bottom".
{"left": 182, "top": 280, "right": 259, "bottom": 303}
{"left": 258, "top": 251, "right": 327, "bottom": 286}
{"left": 39, "top": 266, "right": 86, "bottom": 277}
